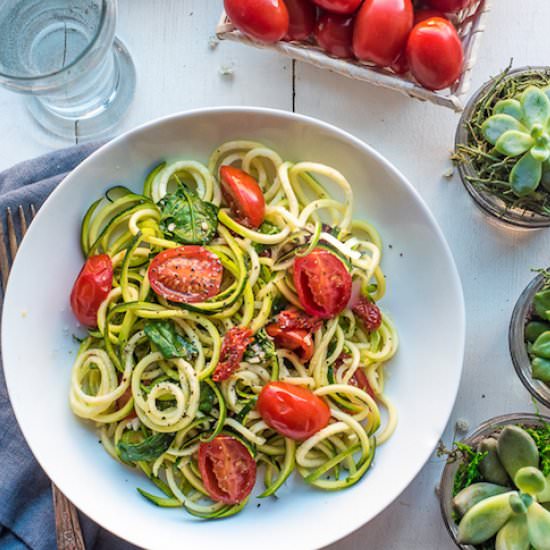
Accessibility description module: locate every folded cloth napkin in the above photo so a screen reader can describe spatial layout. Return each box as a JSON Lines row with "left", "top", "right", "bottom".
{"left": 0, "top": 143, "right": 139, "bottom": 550}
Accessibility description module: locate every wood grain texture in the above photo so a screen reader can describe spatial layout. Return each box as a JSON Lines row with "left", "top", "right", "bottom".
{"left": 0, "top": 0, "right": 548, "bottom": 549}
{"left": 52, "top": 484, "right": 86, "bottom": 550}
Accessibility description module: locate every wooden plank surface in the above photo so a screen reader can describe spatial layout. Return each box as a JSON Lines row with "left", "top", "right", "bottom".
{"left": 0, "top": 0, "right": 549, "bottom": 549}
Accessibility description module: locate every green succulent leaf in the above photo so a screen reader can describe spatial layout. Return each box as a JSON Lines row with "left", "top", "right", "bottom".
{"left": 510, "top": 152, "right": 542, "bottom": 196}
{"left": 532, "top": 357, "right": 550, "bottom": 383}
{"left": 482, "top": 114, "right": 526, "bottom": 145}
{"left": 534, "top": 290, "right": 550, "bottom": 320}
{"left": 531, "top": 144, "right": 550, "bottom": 162}
{"left": 532, "top": 331, "right": 550, "bottom": 359}
{"left": 526, "top": 502, "right": 550, "bottom": 550}
{"left": 494, "top": 98, "right": 524, "bottom": 121}
{"left": 495, "top": 130, "right": 534, "bottom": 157}
{"left": 522, "top": 86, "right": 550, "bottom": 128}
{"left": 497, "top": 426, "right": 540, "bottom": 480}
{"left": 525, "top": 321, "right": 550, "bottom": 342}
{"left": 514, "top": 466, "right": 547, "bottom": 495}
{"left": 495, "top": 514, "right": 529, "bottom": 550}
{"left": 452, "top": 483, "right": 509, "bottom": 518}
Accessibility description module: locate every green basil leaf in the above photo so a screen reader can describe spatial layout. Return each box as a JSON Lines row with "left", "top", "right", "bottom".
{"left": 495, "top": 130, "right": 534, "bottom": 157}
{"left": 118, "top": 433, "right": 174, "bottom": 463}
{"left": 510, "top": 152, "right": 542, "bottom": 197}
{"left": 482, "top": 114, "right": 526, "bottom": 145}
{"left": 522, "top": 86, "right": 550, "bottom": 128}
{"left": 144, "top": 320, "right": 198, "bottom": 360}
{"left": 159, "top": 185, "right": 218, "bottom": 244}
{"left": 198, "top": 382, "right": 216, "bottom": 414}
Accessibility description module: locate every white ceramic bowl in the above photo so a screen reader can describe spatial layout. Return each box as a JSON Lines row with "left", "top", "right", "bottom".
{"left": 2, "top": 107, "right": 465, "bottom": 550}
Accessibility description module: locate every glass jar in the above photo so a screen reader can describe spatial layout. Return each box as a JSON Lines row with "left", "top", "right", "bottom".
{"left": 439, "top": 412, "right": 550, "bottom": 549}
{"left": 455, "top": 66, "right": 550, "bottom": 230}
{"left": 509, "top": 273, "right": 550, "bottom": 408}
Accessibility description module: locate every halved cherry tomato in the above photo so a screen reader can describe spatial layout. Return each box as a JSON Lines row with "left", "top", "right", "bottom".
{"left": 426, "top": 0, "right": 472, "bottom": 13}
{"left": 224, "top": 0, "right": 289, "bottom": 44}
{"left": 406, "top": 17, "right": 464, "bottom": 90}
{"left": 70, "top": 254, "right": 113, "bottom": 327}
{"left": 212, "top": 327, "right": 254, "bottom": 382}
{"left": 314, "top": 12, "right": 355, "bottom": 59}
{"left": 353, "top": 0, "right": 414, "bottom": 67}
{"left": 352, "top": 296, "right": 382, "bottom": 332}
{"left": 257, "top": 382, "right": 330, "bottom": 440}
{"left": 293, "top": 248, "right": 352, "bottom": 319}
{"left": 333, "top": 353, "right": 376, "bottom": 399}
{"left": 266, "top": 325, "right": 314, "bottom": 361}
{"left": 312, "top": 0, "right": 363, "bottom": 15}
{"left": 219, "top": 166, "right": 265, "bottom": 229}
{"left": 198, "top": 435, "right": 256, "bottom": 505}
{"left": 148, "top": 246, "right": 223, "bottom": 303}
{"left": 285, "top": 0, "right": 317, "bottom": 41}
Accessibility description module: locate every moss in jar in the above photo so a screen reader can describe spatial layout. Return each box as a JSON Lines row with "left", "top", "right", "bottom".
{"left": 448, "top": 422, "right": 550, "bottom": 549}
{"left": 454, "top": 67, "right": 550, "bottom": 217}
{"left": 525, "top": 269, "right": 550, "bottom": 385}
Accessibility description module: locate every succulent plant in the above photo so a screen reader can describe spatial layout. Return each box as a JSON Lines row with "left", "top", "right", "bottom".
{"left": 481, "top": 85, "right": 550, "bottom": 197}
{"left": 453, "top": 425, "right": 550, "bottom": 549}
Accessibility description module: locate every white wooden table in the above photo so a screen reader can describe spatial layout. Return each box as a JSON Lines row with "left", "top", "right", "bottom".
{"left": 2, "top": 1, "right": 549, "bottom": 548}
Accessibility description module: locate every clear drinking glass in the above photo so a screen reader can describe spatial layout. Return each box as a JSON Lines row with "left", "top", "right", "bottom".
{"left": 0, "top": 0, "right": 136, "bottom": 140}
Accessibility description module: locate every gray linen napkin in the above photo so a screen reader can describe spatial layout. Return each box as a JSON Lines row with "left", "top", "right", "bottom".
{"left": 0, "top": 143, "right": 139, "bottom": 550}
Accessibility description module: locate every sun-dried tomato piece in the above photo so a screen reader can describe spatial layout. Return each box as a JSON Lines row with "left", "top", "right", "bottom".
{"left": 212, "top": 327, "right": 254, "bottom": 382}
{"left": 352, "top": 297, "right": 382, "bottom": 332}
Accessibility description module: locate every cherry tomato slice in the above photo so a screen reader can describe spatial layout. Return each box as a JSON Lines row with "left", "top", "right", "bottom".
{"left": 212, "top": 327, "right": 254, "bottom": 382}
{"left": 406, "top": 17, "right": 464, "bottom": 90}
{"left": 352, "top": 296, "right": 382, "bottom": 332}
{"left": 426, "top": 0, "right": 472, "bottom": 13}
{"left": 148, "top": 246, "right": 223, "bottom": 303}
{"left": 293, "top": 248, "right": 352, "bottom": 319}
{"left": 198, "top": 435, "right": 256, "bottom": 505}
{"left": 266, "top": 324, "right": 315, "bottom": 362}
{"left": 219, "top": 166, "right": 266, "bottom": 229}
{"left": 312, "top": 0, "right": 363, "bottom": 15}
{"left": 224, "top": 0, "right": 289, "bottom": 44}
{"left": 257, "top": 382, "right": 330, "bottom": 440}
{"left": 285, "top": 0, "right": 317, "bottom": 41}
{"left": 70, "top": 254, "right": 113, "bottom": 327}
{"left": 353, "top": 0, "right": 414, "bottom": 67}
{"left": 314, "top": 12, "right": 355, "bottom": 59}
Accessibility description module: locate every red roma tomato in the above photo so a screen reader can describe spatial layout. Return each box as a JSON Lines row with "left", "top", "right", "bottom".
{"left": 219, "top": 166, "right": 265, "bottom": 229}
{"left": 406, "top": 17, "right": 464, "bottom": 90}
{"left": 266, "top": 324, "right": 315, "bottom": 361}
{"left": 353, "top": 0, "right": 414, "bottom": 67}
{"left": 293, "top": 248, "right": 352, "bottom": 319}
{"left": 312, "top": 0, "right": 363, "bottom": 15}
{"left": 70, "top": 254, "right": 113, "bottom": 327}
{"left": 224, "top": 0, "right": 289, "bottom": 44}
{"left": 426, "top": 0, "right": 472, "bottom": 13}
{"left": 314, "top": 12, "right": 355, "bottom": 58}
{"left": 257, "top": 382, "right": 330, "bottom": 440}
{"left": 198, "top": 435, "right": 256, "bottom": 505}
{"left": 212, "top": 327, "right": 254, "bottom": 382}
{"left": 148, "top": 246, "right": 223, "bottom": 303}
{"left": 285, "top": 0, "right": 317, "bottom": 41}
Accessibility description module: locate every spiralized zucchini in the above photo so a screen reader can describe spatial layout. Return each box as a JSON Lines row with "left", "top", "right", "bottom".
{"left": 69, "top": 140, "right": 399, "bottom": 518}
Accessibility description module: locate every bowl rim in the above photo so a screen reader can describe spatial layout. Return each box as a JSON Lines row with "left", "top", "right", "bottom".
{"left": 2, "top": 105, "right": 466, "bottom": 549}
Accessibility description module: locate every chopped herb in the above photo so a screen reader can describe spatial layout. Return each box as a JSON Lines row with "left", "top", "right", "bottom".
{"left": 253, "top": 221, "right": 279, "bottom": 253}
{"left": 243, "top": 329, "right": 276, "bottom": 365}
{"left": 144, "top": 320, "right": 198, "bottom": 360}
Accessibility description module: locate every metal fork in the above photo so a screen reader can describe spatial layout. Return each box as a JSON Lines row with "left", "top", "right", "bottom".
{"left": 0, "top": 205, "right": 86, "bottom": 550}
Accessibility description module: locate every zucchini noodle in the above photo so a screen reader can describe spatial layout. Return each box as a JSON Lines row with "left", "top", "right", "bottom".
{"left": 69, "top": 140, "right": 399, "bottom": 519}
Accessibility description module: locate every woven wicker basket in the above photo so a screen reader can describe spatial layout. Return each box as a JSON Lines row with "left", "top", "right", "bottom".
{"left": 216, "top": 1, "right": 491, "bottom": 112}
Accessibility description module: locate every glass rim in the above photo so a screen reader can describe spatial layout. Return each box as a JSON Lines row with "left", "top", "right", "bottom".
{"left": 455, "top": 65, "right": 550, "bottom": 229}
{"left": 509, "top": 272, "right": 550, "bottom": 408}
{"left": 439, "top": 412, "right": 550, "bottom": 550}
{"left": 0, "top": 0, "right": 111, "bottom": 82}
